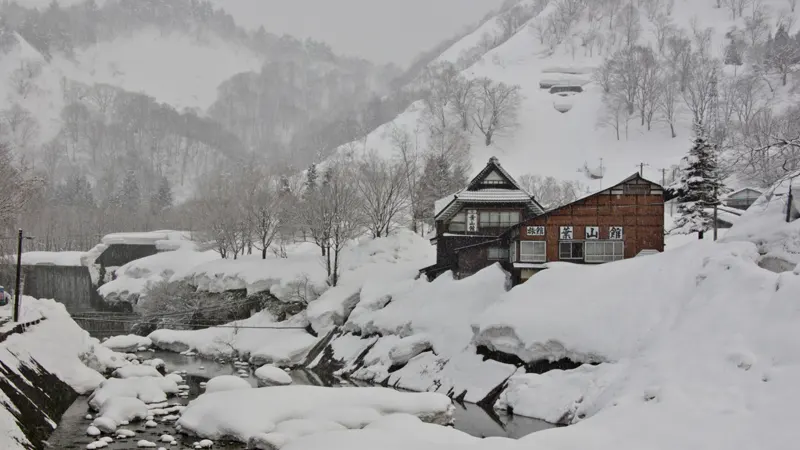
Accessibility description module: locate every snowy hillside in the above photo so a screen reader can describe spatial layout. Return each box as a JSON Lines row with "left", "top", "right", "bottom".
{"left": 338, "top": 0, "right": 800, "bottom": 192}
{"left": 57, "top": 28, "right": 262, "bottom": 111}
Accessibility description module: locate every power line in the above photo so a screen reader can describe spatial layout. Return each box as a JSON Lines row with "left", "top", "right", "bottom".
{"left": 72, "top": 316, "right": 306, "bottom": 329}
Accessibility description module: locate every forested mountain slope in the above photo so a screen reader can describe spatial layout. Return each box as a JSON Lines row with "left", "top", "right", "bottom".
{"left": 0, "top": 0, "right": 400, "bottom": 249}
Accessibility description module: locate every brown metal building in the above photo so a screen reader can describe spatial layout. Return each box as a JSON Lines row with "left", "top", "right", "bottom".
{"left": 421, "top": 159, "right": 666, "bottom": 285}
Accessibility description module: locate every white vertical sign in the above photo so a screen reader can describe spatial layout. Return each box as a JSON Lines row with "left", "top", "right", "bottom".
{"left": 585, "top": 226, "right": 599, "bottom": 240}
{"left": 466, "top": 210, "right": 478, "bottom": 232}
{"left": 559, "top": 226, "right": 574, "bottom": 240}
{"left": 609, "top": 226, "right": 624, "bottom": 240}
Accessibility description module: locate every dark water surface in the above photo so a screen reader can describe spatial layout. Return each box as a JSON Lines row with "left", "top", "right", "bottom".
{"left": 47, "top": 351, "right": 554, "bottom": 448}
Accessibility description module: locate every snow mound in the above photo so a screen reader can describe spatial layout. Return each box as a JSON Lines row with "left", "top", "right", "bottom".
{"left": 204, "top": 375, "right": 252, "bottom": 393}
{"left": 89, "top": 377, "right": 179, "bottom": 410}
{"left": 148, "top": 311, "right": 317, "bottom": 365}
{"left": 306, "top": 230, "right": 433, "bottom": 333}
{"left": 98, "top": 249, "right": 219, "bottom": 304}
{"left": 177, "top": 386, "right": 454, "bottom": 445}
{"left": 254, "top": 365, "right": 293, "bottom": 386}
{"left": 92, "top": 397, "right": 149, "bottom": 433}
{"left": 103, "top": 335, "right": 153, "bottom": 353}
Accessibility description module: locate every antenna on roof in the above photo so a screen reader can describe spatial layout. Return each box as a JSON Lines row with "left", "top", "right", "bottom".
{"left": 489, "top": 156, "right": 499, "bottom": 164}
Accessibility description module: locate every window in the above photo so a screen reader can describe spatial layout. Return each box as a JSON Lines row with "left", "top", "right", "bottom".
{"left": 585, "top": 241, "right": 624, "bottom": 263}
{"left": 448, "top": 212, "right": 466, "bottom": 232}
{"left": 510, "top": 241, "right": 517, "bottom": 262}
{"left": 520, "top": 241, "right": 546, "bottom": 262}
{"left": 559, "top": 241, "right": 584, "bottom": 260}
{"left": 479, "top": 211, "right": 521, "bottom": 228}
{"left": 488, "top": 247, "right": 509, "bottom": 260}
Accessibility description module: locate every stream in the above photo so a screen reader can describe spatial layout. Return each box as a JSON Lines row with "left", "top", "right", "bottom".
{"left": 47, "top": 351, "right": 555, "bottom": 449}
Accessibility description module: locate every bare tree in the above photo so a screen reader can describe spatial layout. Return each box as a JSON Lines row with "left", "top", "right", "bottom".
{"left": 241, "top": 168, "right": 283, "bottom": 259}
{"left": 597, "top": 93, "right": 630, "bottom": 140}
{"left": 666, "top": 32, "right": 693, "bottom": 91}
{"left": 86, "top": 83, "right": 118, "bottom": 116}
{"left": 356, "top": 151, "right": 408, "bottom": 238}
{"left": 618, "top": 3, "right": 642, "bottom": 47}
{"left": 682, "top": 54, "right": 721, "bottom": 126}
{"left": 767, "top": 25, "right": 800, "bottom": 86}
{"left": 389, "top": 125, "right": 423, "bottom": 233}
{"left": 634, "top": 46, "right": 661, "bottom": 129}
{"left": 518, "top": 173, "right": 586, "bottom": 209}
{"left": 651, "top": 12, "right": 675, "bottom": 54}
{"left": 450, "top": 76, "right": 477, "bottom": 132}
{"left": 9, "top": 61, "right": 42, "bottom": 99}
{"left": 743, "top": 5, "right": 770, "bottom": 47}
{"left": 0, "top": 142, "right": 42, "bottom": 230}
{"left": 471, "top": 77, "right": 522, "bottom": 146}
{"left": 420, "top": 63, "right": 461, "bottom": 135}
{"left": 657, "top": 70, "right": 681, "bottom": 138}
{"left": 322, "top": 160, "right": 364, "bottom": 286}
{"left": 789, "top": 0, "right": 799, "bottom": 12}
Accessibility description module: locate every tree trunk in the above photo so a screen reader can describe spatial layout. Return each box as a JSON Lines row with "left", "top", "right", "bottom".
{"left": 262, "top": 247, "right": 267, "bottom": 260}
{"left": 698, "top": 230, "right": 704, "bottom": 240}
{"left": 670, "top": 123, "right": 676, "bottom": 138}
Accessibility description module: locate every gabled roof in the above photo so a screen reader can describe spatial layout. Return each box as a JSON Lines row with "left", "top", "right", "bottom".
{"left": 434, "top": 157, "right": 545, "bottom": 221}
{"left": 466, "top": 156, "right": 522, "bottom": 191}
{"left": 723, "top": 187, "right": 763, "bottom": 199}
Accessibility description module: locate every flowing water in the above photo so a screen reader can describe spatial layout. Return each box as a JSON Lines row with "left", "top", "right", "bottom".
{"left": 47, "top": 351, "right": 555, "bottom": 449}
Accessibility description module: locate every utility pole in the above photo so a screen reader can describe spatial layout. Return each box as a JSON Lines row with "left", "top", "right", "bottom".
{"left": 661, "top": 168, "right": 667, "bottom": 187}
{"left": 637, "top": 162, "right": 649, "bottom": 176}
{"left": 713, "top": 186, "right": 719, "bottom": 241}
{"left": 788, "top": 176, "right": 796, "bottom": 223}
{"left": 13, "top": 229, "right": 22, "bottom": 323}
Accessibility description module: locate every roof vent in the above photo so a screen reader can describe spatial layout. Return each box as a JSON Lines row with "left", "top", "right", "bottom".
{"left": 489, "top": 156, "right": 499, "bottom": 163}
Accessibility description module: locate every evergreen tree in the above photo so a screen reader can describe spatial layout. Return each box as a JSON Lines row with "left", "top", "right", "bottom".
{"left": 303, "top": 163, "right": 318, "bottom": 197}
{"left": 418, "top": 154, "right": 464, "bottom": 224}
{"left": 672, "top": 123, "right": 728, "bottom": 239}
{"left": 119, "top": 170, "right": 141, "bottom": 211}
{"left": 149, "top": 176, "right": 173, "bottom": 215}
{"left": 724, "top": 39, "right": 743, "bottom": 66}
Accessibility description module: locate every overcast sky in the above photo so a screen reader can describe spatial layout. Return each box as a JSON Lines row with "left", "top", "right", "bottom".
{"left": 211, "top": 0, "right": 506, "bottom": 66}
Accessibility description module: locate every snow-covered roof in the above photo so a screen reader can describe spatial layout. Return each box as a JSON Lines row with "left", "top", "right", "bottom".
{"left": 723, "top": 187, "right": 763, "bottom": 199}
{"left": 17, "top": 251, "right": 87, "bottom": 267}
{"left": 434, "top": 157, "right": 544, "bottom": 220}
{"left": 101, "top": 230, "right": 190, "bottom": 246}
{"left": 456, "top": 189, "right": 535, "bottom": 203}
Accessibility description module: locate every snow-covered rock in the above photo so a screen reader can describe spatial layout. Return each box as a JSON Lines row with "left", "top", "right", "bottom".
{"left": 203, "top": 375, "right": 252, "bottom": 393}
{"left": 177, "top": 386, "right": 454, "bottom": 445}
{"left": 254, "top": 365, "right": 293, "bottom": 386}
{"left": 92, "top": 397, "right": 149, "bottom": 433}
{"left": 112, "top": 365, "right": 163, "bottom": 379}
{"left": 102, "top": 335, "right": 153, "bottom": 353}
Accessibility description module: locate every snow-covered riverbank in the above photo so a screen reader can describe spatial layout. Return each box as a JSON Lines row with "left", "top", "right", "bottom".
{"left": 144, "top": 233, "right": 800, "bottom": 450}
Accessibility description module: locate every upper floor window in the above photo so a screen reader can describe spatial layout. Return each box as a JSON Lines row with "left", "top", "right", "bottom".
{"left": 479, "top": 211, "right": 520, "bottom": 228}
{"left": 448, "top": 212, "right": 466, "bottom": 232}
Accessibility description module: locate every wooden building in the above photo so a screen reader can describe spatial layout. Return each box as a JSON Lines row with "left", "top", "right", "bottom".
{"left": 722, "top": 188, "right": 763, "bottom": 211}
{"left": 421, "top": 161, "right": 666, "bottom": 285}
{"left": 501, "top": 173, "right": 664, "bottom": 283}
{"left": 420, "top": 157, "right": 545, "bottom": 280}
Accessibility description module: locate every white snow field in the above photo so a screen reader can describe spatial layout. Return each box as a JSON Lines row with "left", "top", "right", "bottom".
{"left": 176, "top": 386, "right": 454, "bottom": 446}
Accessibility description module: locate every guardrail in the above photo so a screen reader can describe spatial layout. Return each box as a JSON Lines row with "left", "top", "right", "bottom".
{"left": 0, "top": 317, "right": 45, "bottom": 344}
